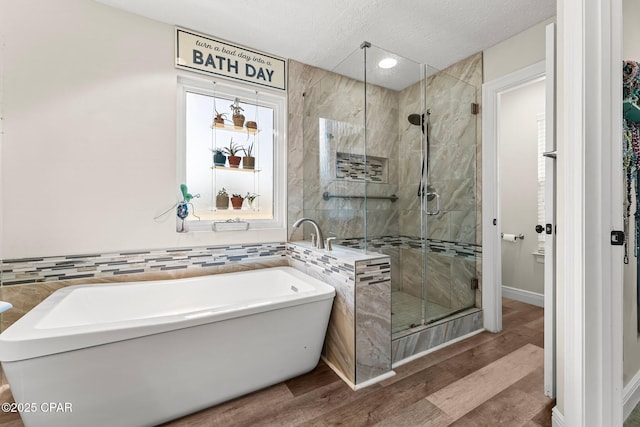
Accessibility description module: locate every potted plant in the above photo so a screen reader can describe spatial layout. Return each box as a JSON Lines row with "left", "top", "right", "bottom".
{"left": 230, "top": 98, "right": 245, "bottom": 127}
{"left": 241, "top": 142, "right": 255, "bottom": 169}
{"left": 213, "top": 110, "right": 227, "bottom": 127}
{"left": 222, "top": 138, "right": 242, "bottom": 168}
{"left": 216, "top": 188, "right": 229, "bottom": 210}
{"left": 230, "top": 193, "right": 244, "bottom": 210}
{"left": 245, "top": 192, "right": 259, "bottom": 210}
{"left": 211, "top": 148, "right": 226, "bottom": 167}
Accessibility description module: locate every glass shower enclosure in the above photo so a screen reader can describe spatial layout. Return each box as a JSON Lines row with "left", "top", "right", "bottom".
{"left": 303, "top": 42, "right": 480, "bottom": 338}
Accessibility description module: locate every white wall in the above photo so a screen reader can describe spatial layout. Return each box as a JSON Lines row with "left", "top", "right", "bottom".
{"left": 499, "top": 80, "right": 546, "bottom": 295}
{"left": 0, "top": 0, "right": 285, "bottom": 259}
{"left": 623, "top": 0, "right": 640, "bottom": 387}
{"left": 483, "top": 18, "right": 555, "bottom": 83}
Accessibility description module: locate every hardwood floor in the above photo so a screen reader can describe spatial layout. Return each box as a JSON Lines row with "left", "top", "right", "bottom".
{"left": 0, "top": 299, "right": 551, "bottom": 427}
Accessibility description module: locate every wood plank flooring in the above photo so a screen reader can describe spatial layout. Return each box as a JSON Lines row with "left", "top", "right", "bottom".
{"left": 0, "top": 299, "right": 551, "bottom": 427}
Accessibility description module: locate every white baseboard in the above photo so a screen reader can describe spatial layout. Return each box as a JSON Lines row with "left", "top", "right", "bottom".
{"left": 552, "top": 407, "right": 565, "bottom": 427}
{"left": 502, "top": 285, "right": 544, "bottom": 307}
{"left": 624, "top": 369, "right": 640, "bottom": 421}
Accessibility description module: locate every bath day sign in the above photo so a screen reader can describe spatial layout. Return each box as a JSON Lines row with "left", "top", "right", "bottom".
{"left": 175, "top": 28, "right": 287, "bottom": 91}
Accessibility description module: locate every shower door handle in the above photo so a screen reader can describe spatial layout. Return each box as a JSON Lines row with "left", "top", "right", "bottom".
{"left": 426, "top": 192, "right": 440, "bottom": 216}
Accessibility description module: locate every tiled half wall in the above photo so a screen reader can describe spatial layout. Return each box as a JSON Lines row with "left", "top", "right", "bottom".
{"left": 0, "top": 242, "right": 392, "bottom": 387}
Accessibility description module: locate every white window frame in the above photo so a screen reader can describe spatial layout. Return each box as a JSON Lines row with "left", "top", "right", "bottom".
{"left": 176, "top": 75, "right": 287, "bottom": 238}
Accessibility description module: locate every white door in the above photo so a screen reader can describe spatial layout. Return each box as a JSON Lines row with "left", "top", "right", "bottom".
{"left": 542, "top": 22, "right": 556, "bottom": 399}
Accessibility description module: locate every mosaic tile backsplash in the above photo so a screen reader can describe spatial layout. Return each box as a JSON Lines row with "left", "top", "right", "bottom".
{"left": 1, "top": 243, "right": 286, "bottom": 286}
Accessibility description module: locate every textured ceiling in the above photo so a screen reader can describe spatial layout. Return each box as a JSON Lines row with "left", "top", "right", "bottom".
{"left": 96, "top": 0, "right": 555, "bottom": 78}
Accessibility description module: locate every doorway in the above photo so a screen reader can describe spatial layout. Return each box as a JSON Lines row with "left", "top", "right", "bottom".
{"left": 482, "top": 53, "right": 556, "bottom": 398}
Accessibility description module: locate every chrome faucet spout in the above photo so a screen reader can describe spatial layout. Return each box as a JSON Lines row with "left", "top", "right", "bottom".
{"left": 292, "top": 218, "right": 325, "bottom": 249}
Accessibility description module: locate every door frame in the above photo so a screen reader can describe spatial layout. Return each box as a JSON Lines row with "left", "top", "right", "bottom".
{"left": 481, "top": 59, "right": 546, "bottom": 335}
{"left": 559, "top": 0, "right": 623, "bottom": 424}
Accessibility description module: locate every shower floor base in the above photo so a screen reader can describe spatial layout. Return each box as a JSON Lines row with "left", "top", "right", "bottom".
{"left": 392, "top": 290, "right": 473, "bottom": 335}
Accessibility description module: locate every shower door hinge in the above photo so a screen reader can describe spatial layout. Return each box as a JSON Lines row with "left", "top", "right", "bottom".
{"left": 471, "top": 103, "right": 480, "bottom": 115}
{"left": 470, "top": 278, "right": 479, "bottom": 290}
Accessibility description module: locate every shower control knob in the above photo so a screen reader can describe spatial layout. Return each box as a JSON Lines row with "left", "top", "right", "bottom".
{"left": 535, "top": 225, "right": 544, "bottom": 234}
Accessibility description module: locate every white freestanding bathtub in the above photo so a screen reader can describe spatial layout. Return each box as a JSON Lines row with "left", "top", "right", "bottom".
{"left": 0, "top": 266, "right": 335, "bottom": 427}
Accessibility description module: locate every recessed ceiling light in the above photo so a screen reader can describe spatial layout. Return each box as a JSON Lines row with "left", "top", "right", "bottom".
{"left": 378, "top": 58, "right": 397, "bottom": 69}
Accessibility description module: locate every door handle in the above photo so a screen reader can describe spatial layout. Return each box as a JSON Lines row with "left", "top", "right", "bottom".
{"left": 426, "top": 192, "right": 440, "bottom": 216}
{"left": 543, "top": 150, "right": 557, "bottom": 159}
{"left": 535, "top": 224, "right": 544, "bottom": 233}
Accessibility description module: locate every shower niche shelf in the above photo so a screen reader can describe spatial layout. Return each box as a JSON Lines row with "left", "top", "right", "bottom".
{"left": 335, "top": 152, "right": 388, "bottom": 183}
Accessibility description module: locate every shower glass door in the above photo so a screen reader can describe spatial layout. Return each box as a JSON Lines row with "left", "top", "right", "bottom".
{"left": 301, "top": 42, "right": 480, "bottom": 338}
{"left": 361, "top": 44, "right": 479, "bottom": 336}
{"left": 421, "top": 71, "right": 479, "bottom": 327}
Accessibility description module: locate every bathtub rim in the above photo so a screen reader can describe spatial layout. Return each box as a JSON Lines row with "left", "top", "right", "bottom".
{"left": 0, "top": 266, "right": 335, "bottom": 362}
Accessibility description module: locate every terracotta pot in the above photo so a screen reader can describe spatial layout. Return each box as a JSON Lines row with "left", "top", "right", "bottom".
{"left": 232, "top": 114, "right": 245, "bottom": 127}
{"left": 246, "top": 121, "right": 257, "bottom": 130}
{"left": 216, "top": 195, "right": 229, "bottom": 210}
{"left": 227, "top": 156, "right": 241, "bottom": 168}
{"left": 242, "top": 156, "right": 255, "bottom": 169}
{"left": 230, "top": 197, "right": 244, "bottom": 210}
{"left": 213, "top": 117, "right": 225, "bottom": 127}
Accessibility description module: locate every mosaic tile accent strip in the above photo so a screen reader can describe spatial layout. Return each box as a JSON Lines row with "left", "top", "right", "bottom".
{"left": 1, "top": 243, "right": 286, "bottom": 286}
{"left": 337, "top": 235, "right": 481, "bottom": 260}
{"left": 285, "top": 243, "right": 356, "bottom": 286}
{"left": 336, "top": 152, "right": 387, "bottom": 183}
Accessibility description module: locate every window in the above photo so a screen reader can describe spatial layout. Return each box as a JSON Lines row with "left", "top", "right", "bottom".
{"left": 177, "top": 76, "right": 286, "bottom": 235}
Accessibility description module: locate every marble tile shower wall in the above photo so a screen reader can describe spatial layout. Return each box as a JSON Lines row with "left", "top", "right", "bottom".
{"left": 300, "top": 68, "right": 400, "bottom": 240}
{"left": 288, "top": 60, "right": 331, "bottom": 241}
{"left": 397, "top": 53, "right": 482, "bottom": 246}
{"left": 289, "top": 55, "right": 482, "bottom": 306}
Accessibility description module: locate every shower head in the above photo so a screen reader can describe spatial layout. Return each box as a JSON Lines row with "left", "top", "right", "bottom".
{"left": 407, "top": 113, "right": 422, "bottom": 126}
{"left": 408, "top": 110, "right": 431, "bottom": 127}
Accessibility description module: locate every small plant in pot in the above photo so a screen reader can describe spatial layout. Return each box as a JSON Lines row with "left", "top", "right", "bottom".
{"left": 213, "top": 110, "right": 227, "bottom": 127}
{"left": 222, "top": 138, "right": 242, "bottom": 168}
{"left": 230, "top": 98, "right": 245, "bottom": 127}
{"left": 230, "top": 193, "right": 244, "bottom": 210}
{"left": 211, "top": 148, "right": 226, "bottom": 167}
{"left": 245, "top": 192, "right": 259, "bottom": 210}
{"left": 241, "top": 142, "right": 255, "bottom": 169}
{"left": 216, "top": 188, "right": 229, "bottom": 210}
